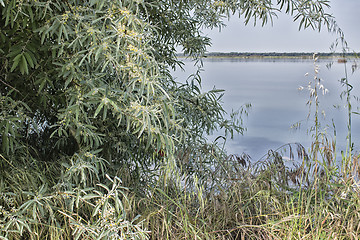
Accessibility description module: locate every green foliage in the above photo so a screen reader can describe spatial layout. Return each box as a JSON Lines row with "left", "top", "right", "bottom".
{"left": 0, "top": 0, "right": 345, "bottom": 239}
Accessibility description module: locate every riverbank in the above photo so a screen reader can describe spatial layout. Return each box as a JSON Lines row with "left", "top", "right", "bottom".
{"left": 177, "top": 52, "right": 359, "bottom": 59}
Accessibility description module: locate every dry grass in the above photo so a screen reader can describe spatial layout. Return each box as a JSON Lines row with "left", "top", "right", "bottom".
{"left": 128, "top": 140, "right": 360, "bottom": 239}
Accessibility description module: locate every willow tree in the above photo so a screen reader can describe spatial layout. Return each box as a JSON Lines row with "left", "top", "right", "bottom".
{"left": 0, "top": 0, "right": 337, "bottom": 238}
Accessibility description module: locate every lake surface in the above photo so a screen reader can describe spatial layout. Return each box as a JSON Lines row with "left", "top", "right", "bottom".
{"left": 174, "top": 58, "right": 360, "bottom": 160}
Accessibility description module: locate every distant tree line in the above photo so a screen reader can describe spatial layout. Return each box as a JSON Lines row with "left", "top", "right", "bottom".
{"left": 178, "top": 52, "right": 359, "bottom": 58}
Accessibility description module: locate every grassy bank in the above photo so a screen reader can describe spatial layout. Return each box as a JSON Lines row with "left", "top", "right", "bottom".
{"left": 2, "top": 138, "right": 360, "bottom": 239}
{"left": 138, "top": 145, "right": 360, "bottom": 239}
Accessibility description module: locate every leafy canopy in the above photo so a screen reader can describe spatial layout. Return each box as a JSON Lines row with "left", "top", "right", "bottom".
{"left": 0, "top": 0, "right": 336, "bottom": 163}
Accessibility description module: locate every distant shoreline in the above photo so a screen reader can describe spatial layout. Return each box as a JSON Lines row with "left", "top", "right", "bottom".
{"left": 177, "top": 52, "right": 359, "bottom": 59}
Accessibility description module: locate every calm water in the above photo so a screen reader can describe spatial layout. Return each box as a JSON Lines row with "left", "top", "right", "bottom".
{"left": 174, "top": 58, "right": 360, "bottom": 160}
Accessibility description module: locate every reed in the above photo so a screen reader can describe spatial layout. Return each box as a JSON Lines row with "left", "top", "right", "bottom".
{"left": 131, "top": 140, "right": 360, "bottom": 239}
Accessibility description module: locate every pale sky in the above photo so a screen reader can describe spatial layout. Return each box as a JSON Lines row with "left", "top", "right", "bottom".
{"left": 203, "top": 0, "right": 360, "bottom": 53}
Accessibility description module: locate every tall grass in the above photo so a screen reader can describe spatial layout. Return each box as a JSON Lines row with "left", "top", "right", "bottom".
{"left": 132, "top": 141, "right": 360, "bottom": 239}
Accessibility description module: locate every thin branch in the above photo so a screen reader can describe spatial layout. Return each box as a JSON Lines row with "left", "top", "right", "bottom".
{"left": 0, "top": 77, "right": 21, "bottom": 94}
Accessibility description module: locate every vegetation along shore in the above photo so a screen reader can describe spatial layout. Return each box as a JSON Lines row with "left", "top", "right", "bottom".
{"left": 178, "top": 52, "right": 360, "bottom": 59}
{"left": 1, "top": 0, "right": 360, "bottom": 239}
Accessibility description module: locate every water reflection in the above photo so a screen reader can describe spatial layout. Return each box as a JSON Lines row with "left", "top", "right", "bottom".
{"left": 174, "top": 58, "right": 360, "bottom": 160}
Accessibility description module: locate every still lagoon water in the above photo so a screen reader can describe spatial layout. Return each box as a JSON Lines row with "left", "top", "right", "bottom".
{"left": 174, "top": 57, "right": 360, "bottom": 160}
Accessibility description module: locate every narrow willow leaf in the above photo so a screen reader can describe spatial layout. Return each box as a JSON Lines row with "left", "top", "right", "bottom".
{"left": 10, "top": 53, "right": 22, "bottom": 72}
{"left": 24, "top": 52, "right": 34, "bottom": 68}
{"left": 94, "top": 102, "right": 105, "bottom": 118}
{"left": 95, "top": 46, "right": 103, "bottom": 62}
{"left": 19, "top": 54, "right": 28, "bottom": 74}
